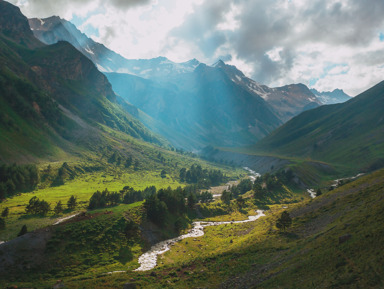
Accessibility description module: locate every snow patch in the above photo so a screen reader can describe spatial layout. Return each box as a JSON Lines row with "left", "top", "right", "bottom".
{"left": 96, "top": 64, "right": 108, "bottom": 72}
{"left": 84, "top": 46, "right": 94, "bottom": 55}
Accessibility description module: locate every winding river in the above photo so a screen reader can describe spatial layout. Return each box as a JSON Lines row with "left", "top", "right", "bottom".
{"left": 134, "top": 210, "right": 265, "bottom": 271}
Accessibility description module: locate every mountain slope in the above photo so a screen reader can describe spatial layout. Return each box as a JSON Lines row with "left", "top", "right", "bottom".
{"left": 213, "top": 60, "right": 322, "bottom": 122}
{"left": 29, "top": 16, "right": 200, "bottom": 79}
{"left": 0, "top": 1, "right": 165, "bottom": 163}
{"left": 311, "top": 88, "right": 352, "bottom": 104}
{"left": 106, "top": 62, "right": 283, "bottom": 149}
{"left": 254, "top": 80, "right": 384, "bottom": 171}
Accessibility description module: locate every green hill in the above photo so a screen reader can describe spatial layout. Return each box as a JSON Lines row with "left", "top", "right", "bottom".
{"left": 253, "top": 80, "right": 384, "bottom": 172}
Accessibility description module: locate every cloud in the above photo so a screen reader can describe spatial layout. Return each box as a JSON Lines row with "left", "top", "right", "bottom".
{"left": 109, "top": 0, "right": 153, "bottom": 10}
{"left": 163, "top": 0, "right": 384, "bottom": 95}
{"left": 9, "top": 0, "right": 384, "bottom": 95}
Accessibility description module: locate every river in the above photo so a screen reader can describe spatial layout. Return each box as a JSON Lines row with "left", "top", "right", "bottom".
{"left": 134, "top": 210, "right": 265, "bottom": 271}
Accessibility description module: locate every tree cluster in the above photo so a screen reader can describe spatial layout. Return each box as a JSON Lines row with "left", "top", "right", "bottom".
{"left": 179, "top": 164, "right": 226, "bottom": 188}
{"left": 88, "top": 189, "right": 122, "bottom": 209}
{"left": 0, "top": 164, "right": 39, "bottom": 200}
{"left": 253, "top": 169, "right": 294, "bottom": 201}
{"left": 144, "top": 186, "right": 213, "bottom": 227}
{"left": 25, "top": 196, "right": 51, "bottom": 216}
{"left": 88, "top": 186, "right": 157, "bottom": 209}
{"left": 25, "top": 195, "right": 77, "bottom": 216}
{"left": 229, "top": 179, "right": 253, "bottom": 198}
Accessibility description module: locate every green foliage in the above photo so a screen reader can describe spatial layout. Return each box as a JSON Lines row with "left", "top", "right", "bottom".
{"left": 17, "top": 224, "right": 27, "bottom": 236}
{"left": 187, "top": 193, "right": 197, "bottom": 209}
{"left": 200, "top": 191, "right": 213, "bottom": 203}
{"left": 0, "top": 217, "right": 5, "bottom": 230}
{"left": 42, "top": 213, "right": 141, "bottom": 277}
{"left": 88, "top": 189, "right": 120, "bottom": 209}
{"left": 276, "top": 211, "right": 292, "bottom": 232}
{"left": 229, "top": 178, "right": 253, "bottom": 197}
{"left": 0, "top": 163, "right": 39, "bottom": 199}
{"left": 1, "top": 207, "right": 9, "bottom": 218}
{"left": 25, "top": 196, "right": 50, "bottom": 216}
{"left": 53, "top": 201, "right": 63, "bottom": 215}
{"left": 180, "top": 164, "right": 227, "bottom": 188}
{"left": 221, "top": 190, "right": 233, "bottom": 205}
{"left": 144, "top": 194, "right": 168, "bottom": 226}
{"left": 67, "top": 195, "right": 77, "bottom": 210}
{"left": 236, "top": 196, "right": 245, "bottom": 209}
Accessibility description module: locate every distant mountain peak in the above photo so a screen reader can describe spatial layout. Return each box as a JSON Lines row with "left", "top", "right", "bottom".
{"left": 212, "top": 59, "right": 226, "bottom": 67}
{"left": 184, "top": 58, "right": 200, "bottom": 66}
{"left": 310, "top": 88, "right": 351, "bottom": 105}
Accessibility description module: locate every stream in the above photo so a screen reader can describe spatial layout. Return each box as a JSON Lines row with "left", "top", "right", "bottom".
{"left": 307, "top": 173, "right": 364, "bottom": 199}
{"left": 134, "top": 210, "right": 265, "bottom": 271}
{"left": 243, "top": 167, "right": 261, "bottom": 182}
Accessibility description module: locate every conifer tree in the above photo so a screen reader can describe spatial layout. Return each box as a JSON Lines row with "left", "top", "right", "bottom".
{"left": 276, "top": 211, "right": 292, "bottom": 232}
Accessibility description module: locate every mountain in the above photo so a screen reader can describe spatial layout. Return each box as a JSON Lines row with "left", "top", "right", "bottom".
{"left": 106, "top": 62, "right": 283, "bottom": 149}
{"left": 106, "top": 60, "right": 325, "bottom": 149}
{"left": 310, "top": 88, "right": 352, "bottom": 104}
{"left": 212, "top": 60, "right": 322, "bottom": 122}
{"left": 0, "top": 1, "right": 165, "bottom": 163}
{"left": 29, "top": 17, "right": 328, "bottom": 150}
{"left": 28, "top": 16, "right": 200, "bottom": 79}
{"left": 254, "top": 80, "right": 384, "bottom": 171}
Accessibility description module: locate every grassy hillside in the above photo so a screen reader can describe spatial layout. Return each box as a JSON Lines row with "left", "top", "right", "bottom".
{"left": 2, "top": 167, "right": 382, "bottom": 288}
{"left": 253, "top": 81, "right": 384, "bottom": 172}
{"left": 82, "top": 169, "right": 384, "bottom": 288}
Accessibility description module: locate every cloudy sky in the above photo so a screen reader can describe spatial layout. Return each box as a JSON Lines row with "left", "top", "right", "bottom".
{"left": 10, "top": 0, "right": 384, "bottom": 95}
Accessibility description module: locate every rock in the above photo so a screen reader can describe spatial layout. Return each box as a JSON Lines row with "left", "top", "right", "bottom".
{"left": 338, "top": 234, "right": 352, "bottom": 244}
{"left": 123, "top": 283, "right": 137, "bottom": 289}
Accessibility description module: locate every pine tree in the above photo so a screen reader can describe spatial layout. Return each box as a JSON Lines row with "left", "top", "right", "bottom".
{"left": 221, "top": 190, "right": 232, "bottom": 205}
{"left": 18, "top": 224, "right": 27, "bottom": 236}
{"left": 276, "top": 211, "right": 292, "bottom": 232}
{"left": 54, "top": 201, "right": 63, "bottom": 215}
{"left": 0, "top": 217, "right": 5, "bottom": 230}
{"left": 1, "top": 207, "right": 9, "bottom": 218}
{"left": 67, "top": 195, "right": 77, "bottom": 210}
{"left": 187, "top": 193, "right": 197, "bottom": 208}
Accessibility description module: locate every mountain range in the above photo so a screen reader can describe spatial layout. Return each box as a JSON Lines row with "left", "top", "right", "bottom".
{"left": 1, "top": 1, "right": 384, "bottom": 288}
{"left": 310, "top": 88, "right": 352, "bottom": 104}
{"left": 1, "top": 2, "right": 378, "bottom": 176}
{"left": 28, "top": 15, "right": 353, "bottom": 150}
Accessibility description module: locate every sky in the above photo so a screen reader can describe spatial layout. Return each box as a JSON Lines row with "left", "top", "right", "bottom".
{"left": 10, "top": 0, "right": 384, "bottom": 96}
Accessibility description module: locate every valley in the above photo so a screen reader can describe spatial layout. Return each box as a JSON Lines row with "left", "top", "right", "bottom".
{"left": 0, "top": 1, "right": 383, "bottom": 288}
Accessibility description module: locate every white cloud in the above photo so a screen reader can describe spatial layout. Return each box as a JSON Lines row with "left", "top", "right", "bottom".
{"left": 9, "top": 0, "right": 384, "bottom": 95}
